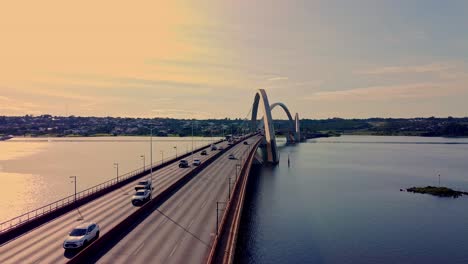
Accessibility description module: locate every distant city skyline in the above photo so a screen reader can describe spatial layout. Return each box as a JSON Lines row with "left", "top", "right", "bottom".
{"left": 1, "top": 0, "right": 467, "bottom": 119}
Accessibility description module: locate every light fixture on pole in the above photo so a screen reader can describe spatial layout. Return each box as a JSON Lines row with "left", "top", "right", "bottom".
{"left": 140, "top": 155, "right": 145, "bottom": 171}
{"left": 141, "top": 125, "right": 155, "bottom": 181}
{"left": 113, "top": 163, "right": 119, "bottom": 182}
{"left": 69, "top": 176, "right": 77, "bottom": 202}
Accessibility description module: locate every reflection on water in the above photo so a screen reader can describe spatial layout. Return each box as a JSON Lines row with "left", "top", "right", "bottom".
{"left": 237, "top": 136, "right": 468, "bottom": 264}
{"left": 0, "top": 141, "right": 48, "bottom": 161}
{"left": 0, "top": 137, "right": 220, "bottom": 222}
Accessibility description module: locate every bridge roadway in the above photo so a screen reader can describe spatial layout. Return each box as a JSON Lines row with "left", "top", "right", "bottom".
{"left": 0, "top": 140, "right": 231, "bottom": 264}
{"left": 95, "top": 135, "right": 262, "bottom": 264}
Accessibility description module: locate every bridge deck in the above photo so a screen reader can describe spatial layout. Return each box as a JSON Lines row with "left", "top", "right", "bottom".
{"left": 95, "top": 135, "right": 261, "bottom": 264}
{"left": 0, "top": 140, "right": 230, "bottom": 264}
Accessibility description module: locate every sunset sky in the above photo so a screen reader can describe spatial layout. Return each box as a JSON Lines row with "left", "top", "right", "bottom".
{"left": 0, "top": 0, "right": 467, "bottom": 119}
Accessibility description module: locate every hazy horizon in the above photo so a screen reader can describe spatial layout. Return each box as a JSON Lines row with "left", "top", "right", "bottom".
{"left": 1, "top": 1, "right": 467, "bottom": 119}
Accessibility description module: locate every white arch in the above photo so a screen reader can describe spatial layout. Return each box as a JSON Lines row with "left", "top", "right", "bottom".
{"left": 295, "top": 113, "right": 301, "bottom": 142}
{"left": 251, "top": 89, "right": 279, "bottom": 164}
{"left": 270, "top": 102, "right": 297, "bottom": 143}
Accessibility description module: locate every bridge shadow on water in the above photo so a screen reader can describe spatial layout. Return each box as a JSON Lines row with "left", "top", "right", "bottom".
{"left": 235, "top": 146, "right": 325, "bottom": 264}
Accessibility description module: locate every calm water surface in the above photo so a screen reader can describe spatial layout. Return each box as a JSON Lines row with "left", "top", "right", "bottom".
{"left": 237, "top": 136, "right": 468, "bottom": 264}
{"left": 0, "top": 136, "right": 219, "bottom": 222}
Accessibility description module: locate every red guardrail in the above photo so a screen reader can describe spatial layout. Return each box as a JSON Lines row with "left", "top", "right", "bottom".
{"left": 206, "top": 136, "right": 262, "bottom": 264}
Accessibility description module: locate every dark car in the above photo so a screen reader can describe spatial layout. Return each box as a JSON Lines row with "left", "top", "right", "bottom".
{"left": 243, "top": 141, "right": 249, "bottom": 145}
{"left": 201, "top": 150, "right": 208, "bottom": 155}
{"left": 179, "top": 159, "right": 189, "bottom": 168}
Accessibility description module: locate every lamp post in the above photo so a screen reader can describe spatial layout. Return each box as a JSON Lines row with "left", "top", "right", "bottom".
{"left": 160, "top": 150, "right": 164, "bottom": 164}
{"left": 141, "top": 126, "right": 155, "bottom": 181}
{"left": 236, "top": 164, "right": 241, "bottom": 180}
{"left": 174, "top": 146, "right": 178, "bottom": 159}
{"left": 216, "top": 201, "right": 226, "bottom": 235}
{"left": 114, "top": 163, "right": 119, "bottom": 182}
{"left": 140, "top": 155, "right": 145, "bottom": 171}
{"left": 228, "top": 177, "right": 232, "bottom": 200}
{"left": 192, "top": 120, "right": 195, "bottom": 165}
{"left": 70, "top": 176, "right": 77, "bottom": 202}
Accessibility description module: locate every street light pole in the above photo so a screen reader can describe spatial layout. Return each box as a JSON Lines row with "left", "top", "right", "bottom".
{"left": 192, "top": 120, "right": 194, "bottom": 165}
{"left": 236, "top": 164, "right": 241, "bottom": 180}
{"left": 141, "top": 125, "right": 155, "bottom": 181}
{"left": 216, "top": 201, "right": 226, "bottom": 235}
{"left": 114, "top": 163, "right": 119, "bottom": 182}
{"left": 70, "top": 176, "right": 76, "bottom": 202}
{"left": 228, "top": 177, "right": 232, "bottom": 200}
{"left": 140, "top": 155, "right": 145, "bottom": 171}
{"left": 174, "top": 146, "right": 178, "bottom": 159}
{"left": 161, "top": 150, "right": 164, "bottom": 164}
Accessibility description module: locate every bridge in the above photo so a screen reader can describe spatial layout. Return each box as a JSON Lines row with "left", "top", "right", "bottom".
{"left": 0, "top": 89, "right": 301, "bottom": 264}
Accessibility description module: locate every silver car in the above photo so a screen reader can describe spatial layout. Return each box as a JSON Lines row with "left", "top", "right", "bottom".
{"left": 63, "top": 222, "right": 100, "bottom": 249}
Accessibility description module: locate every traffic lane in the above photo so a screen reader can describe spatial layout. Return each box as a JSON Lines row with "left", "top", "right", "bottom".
{"left": 96, "top": 144, "right": 247, "bottom": 264}
{"left": 163, "top": 142, "right": 255, "bottom": 264}
{"left": 0, "top": 140, "right": 230, "bottom": 264}
{"left": 160, "top": 138, "right": 259, "bottom": 264}
{"left": 0, "top": 140, "right": 229, "bottom": 264}
{"left": 96, "top": 139, "right": 254, "bottom": 263}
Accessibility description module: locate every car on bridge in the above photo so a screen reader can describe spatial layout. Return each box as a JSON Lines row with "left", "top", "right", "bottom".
{"left": 192, "top": 159, "right": 201, "bottom": 166}
{"left": 228, "top": 154, "right": 236, "bottom": 160}
{"left": 135, "top": 179, "right": 152, "bottom": 191}
{"left": 201, "top": 150, "right": 208, "bottom": 155}
{"left": 63, "top": 222, "right": 100, "bottom": 250}
{"left": 243, "top": 141, "right": 249, "bottom": 145}
{"left": 131, "top": 189, "right": 152, "bottom": 206}
{"left": 179, "top": 159, "right": 189, "bottom": 168}
{"left": 211, "top": 144, "right": 217, "bottom": 151}
{"left": 218, "top": 146, "right": 224, "bottom": 150}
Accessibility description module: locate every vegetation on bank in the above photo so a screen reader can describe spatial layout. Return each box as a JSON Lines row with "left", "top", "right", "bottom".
{"left": 1, "top": 115, "right": 467, "bottom": 138}
{"left": 406, "top": 186, "right": 468, "bottom": 198}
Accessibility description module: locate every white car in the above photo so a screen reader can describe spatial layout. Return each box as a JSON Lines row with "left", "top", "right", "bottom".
{"left": 63, "top": 222, "right": 100, "bottom": 249}
{"left": 134, "top": 179, "right": 152, "bottom": 191}
{"left": 193, "top": 159, "right": 201, "bottom": 166}
{"left": 131, "top": 189, "right": 152, "bottom": 205}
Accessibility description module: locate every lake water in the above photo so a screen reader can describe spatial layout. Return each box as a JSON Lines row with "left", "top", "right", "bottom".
{"left": 236, "top": 136, "right": 468, "bottom": 264}
{"left": 0, "top": 137, "right": 220, "bottom": 222}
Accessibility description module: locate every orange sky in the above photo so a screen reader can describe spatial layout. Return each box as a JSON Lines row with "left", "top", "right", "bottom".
{"left": 1, "top": 1, "right": 467, "bottom": 118}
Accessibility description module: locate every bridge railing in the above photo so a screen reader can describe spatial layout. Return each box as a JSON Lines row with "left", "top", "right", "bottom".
{"left": 0, "top": 141, "right": 221, "bottom": 234}
{"left": 0, "top": 165, "right": 148, "bottom": 233}
{"left": 206, "top": 136, "right": 262, "bottom": 264}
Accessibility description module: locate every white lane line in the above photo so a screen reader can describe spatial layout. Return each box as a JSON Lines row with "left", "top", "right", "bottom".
{"left": 200, "top": 200, "right": 208, "bottom": 209}
{"left": 169, "top": 236, "right": 188, "bottom": 258}
{"left": 187, "top": 219, "right": 195, "bottom": 229}
{"left": 133, "top": 242, "right": 145, "bottom": 255}
{"left": 176, "top": 198, "right": 185, "bottom": 208}
{"left": 169, "top": 243, "right": 179, "bottom": 257}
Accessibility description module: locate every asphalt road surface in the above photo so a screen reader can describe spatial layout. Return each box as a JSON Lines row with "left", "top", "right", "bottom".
{"left": 0, "top": 140, "right": 231, "bottom": 264}
{"left": 96, "top": 136, "right": 261, "bottom": 264}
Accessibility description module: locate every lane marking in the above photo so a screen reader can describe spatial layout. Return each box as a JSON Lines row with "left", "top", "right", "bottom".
{"left": 169, "top": 243, "right": 179, "bottom": 257}
{"left": 133, "top": 242, "right": 145, "bottom": 255}
{"left": 187, "top": 219, "right": 195, "bottom": 229}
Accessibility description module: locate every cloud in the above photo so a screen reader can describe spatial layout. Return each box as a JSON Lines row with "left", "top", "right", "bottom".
{"left": 355, "top": 63, "right": 453, "bottom": 75}
{"left": 304, "top": 82, "right": 466, "bottom": 102}
{"left": 267, "top": 76, "right": 288, "bottom": 81}
{"left": 151, "top": 108, "right": 213, "bottom": 119}
{"left": 0, "top": 95, "right": 42, "bottom": 115}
